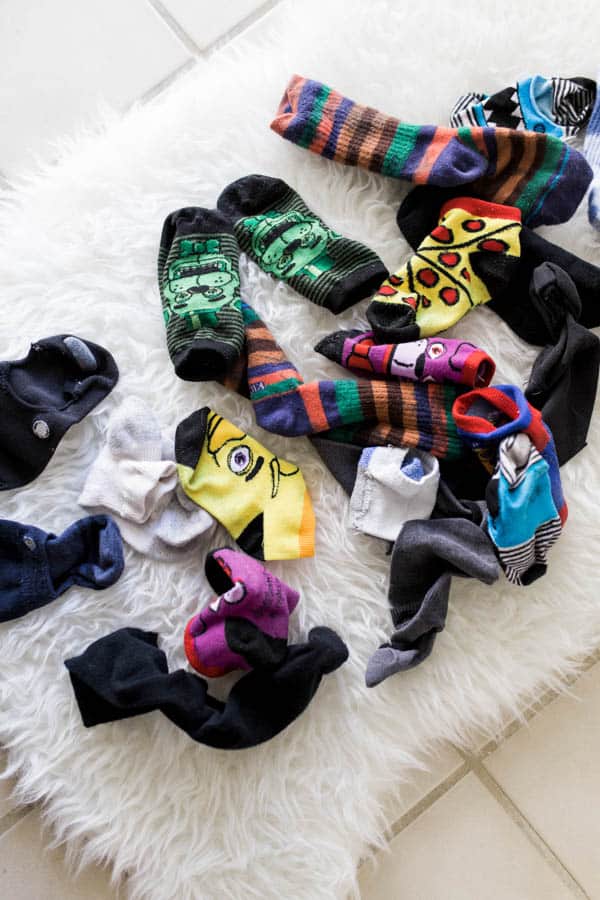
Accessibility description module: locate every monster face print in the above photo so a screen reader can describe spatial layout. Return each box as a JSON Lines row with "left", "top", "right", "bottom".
{"left": 238, "top": 210, "right": 336, "bottom": 280}
{"left": 162, "top": 237, "right": 241, "bottom": 328}
{"left": 184, "top": 548, "right": 300, "bottom": 677}
{"left": 315, "top": 329, "right": 495, "bottom": 388}
{"left": 175, "top": 408, "right": 315, "bottom": 560}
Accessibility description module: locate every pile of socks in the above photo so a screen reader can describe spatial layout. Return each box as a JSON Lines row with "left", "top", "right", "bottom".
{"left": 5, "top": 61, "right": 600, "bottom": 751}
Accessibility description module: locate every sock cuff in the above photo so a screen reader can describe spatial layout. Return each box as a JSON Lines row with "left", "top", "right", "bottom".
{"left": 453, "top": 385, "right": 531, "bottom": 442}
{"left": 439, "top": 196, "right": 522, "bottom": 222}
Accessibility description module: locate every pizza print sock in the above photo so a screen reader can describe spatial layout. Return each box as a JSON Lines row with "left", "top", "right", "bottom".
{"left": 175, "top": 406, "right": 315, "bottom": 561}
{"left": 158, "top": 207, "right": 244, "bottom": 381}
{"left": 184, "top": 548, "right": 300, "bottom": 677}
{"left": 485, "top": 433, "right": 562, "bottom": 586}
{"left": 315, "top": 329, "right": 495, "bottom": 388}
{"left": 241, "top": 303, "right": 465, "bottom": 459}
{"left": 270, "top": 74, "right": 592, "bottom": 227}
{"left": 396, "top": 184, "right": 600, "bottom": 343}
{"left": 452, "top": 384, "right": 567, "bottom": 524}
{"left": 217, "top": 174, "right": 388, "bottom": 313}
{"left": 367, "top": 197, "right": 522, "bottom": 343}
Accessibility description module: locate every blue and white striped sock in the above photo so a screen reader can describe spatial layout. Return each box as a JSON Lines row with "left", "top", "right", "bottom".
{"left": 584, "top": 72, "right": 600, "bottom": 230}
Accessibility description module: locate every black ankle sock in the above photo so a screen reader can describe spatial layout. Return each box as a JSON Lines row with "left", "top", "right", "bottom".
{"left": 65, "top": 626, "right": 348, "bottom": 750}
{"left": 525, "top": 263, "right": 600, "bottom": 463}
{"left": 158, "top": 208, "right": 245, "bottom": 381}
{"left": 217, "top": 174, "right": 388, "bottom": 313}
{"left": 0, "top": 335, "right": 118, "bottom": 491}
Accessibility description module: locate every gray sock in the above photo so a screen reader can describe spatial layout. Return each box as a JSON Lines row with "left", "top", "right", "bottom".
{"left": 366, "top": 518, "right": 500, "bottom": 687}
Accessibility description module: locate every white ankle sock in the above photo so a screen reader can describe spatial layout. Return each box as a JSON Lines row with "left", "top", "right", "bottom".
{"left": 350, "top": 446, "right": 439, "bottom": 542}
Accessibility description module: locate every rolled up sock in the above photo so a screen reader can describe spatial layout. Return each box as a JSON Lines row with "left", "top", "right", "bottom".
{"left": 453, "top": 384, "right": 567, "bottom": 523}
{"left": 350, "top": 447, "right": 439, "bottom": 542}
{"left": 0, "top": 515, "right": 124, "bottom": 622}
{"left": 0, "top": 335, "right": 118, "bottom": 491}
{"left": 241, "top": 303, "right": 465, "bottom": 458}
{"left": 450, "top": 75, "right": 596, "bottom": 137}
{"left": 486, "top": 434, "right": 562, "bottom": 586}
{"left": 271, "top": 74, "right": 592, "bottom": 227}
{"left": 65, "top": 625, "right": 348, "bottom": 750}
{"left": 315, "top": 329, "right": 495, "bottom": 387}
{"left": 158, "top": 208, "right": 244, "bottom": 381}
{"left": 175, "top": 407, "right": 315, "bottom": 560}
{"left": 525, "top": 263, "right": 600, "bottom": 464}
{"left": 217, "top": 174, "right": 388, "bottom": 313}
{"left": 184, "top": 548, "right": 300, "bottom": 677}
{"left": 367, "top": 197, "right": 521, "bottom": 343}
{"left": 395, "top": 184, "right": 600, "bottom": 341}
{"left": 365, "top": 517, "right": 499, "bottom": 687}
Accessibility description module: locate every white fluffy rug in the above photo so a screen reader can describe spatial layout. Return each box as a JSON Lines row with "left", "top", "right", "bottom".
{"left": 1, "top": 1, "right": 599, "bottom": 898}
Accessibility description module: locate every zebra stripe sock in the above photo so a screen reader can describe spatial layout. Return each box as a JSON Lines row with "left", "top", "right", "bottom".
{"left": 584, "top": 71, "right": 600, "bottom": 230}
{"left": 486, "top": 433, "right": 563, "bottom": 586}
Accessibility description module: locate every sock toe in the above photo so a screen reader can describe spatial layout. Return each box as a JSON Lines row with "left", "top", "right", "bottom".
{"left": 307, "top": 626, "right": 349, "bottom": 672}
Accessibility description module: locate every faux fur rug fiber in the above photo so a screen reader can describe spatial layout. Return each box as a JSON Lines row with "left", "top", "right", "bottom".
{"left": 1, "top": 2, "right": 599, "bottom": 898}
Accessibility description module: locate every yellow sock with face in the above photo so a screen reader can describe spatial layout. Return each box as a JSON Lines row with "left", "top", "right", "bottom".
{"left": 175, "top": 408, "right": 315, "bottom": 560}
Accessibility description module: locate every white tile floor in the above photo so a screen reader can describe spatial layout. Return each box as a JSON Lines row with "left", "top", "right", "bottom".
{"left": 1, "top": 3, "right": 600, "bottom": 898}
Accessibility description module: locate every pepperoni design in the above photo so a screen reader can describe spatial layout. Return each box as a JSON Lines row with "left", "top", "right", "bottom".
{"left": 463, "top": 219, "right": 485, "bottom": 232}
{"left": 439, "top": 252, "right": 460, "bottom": 267}
{"left": 377, "top": 284, "right": 398, "bottom": 296}
{"left": 478, "top": 238, "right": 509, "bottom": 253}
{"left": 417, "top": 268, "right": 439, "bottom": 288}
{"left": 388, "top": 273, "right": 404, "bottom": 286}
{"left": 461, "top": 267, "right": 471, "bottom": 281}
{"left": 439, "top": 287, "right": 459, "bottom": 305}
{"left": 431, "top": 225, "right": 453, "bottom": 243}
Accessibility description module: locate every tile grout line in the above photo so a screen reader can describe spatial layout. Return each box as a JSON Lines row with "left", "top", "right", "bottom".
{"left": 0, "top": 803, "right": 34, "bottom": 841}
{"left": 200, "top": 0, "right": 286, "bottom": 57}
{"left": 144, "top": 0, "right": 204, "bottom": 56}
{"left": 388, "top": 760, "right": 471, "bottom": 838}
{"left": 139, "top": 57, "right": 198, "bottom": 106}
{"left": 356, "top": 759, "right": 473, "bottom": 871}
{"left": 463, "top": 751, "right": 591, "bottom": 900}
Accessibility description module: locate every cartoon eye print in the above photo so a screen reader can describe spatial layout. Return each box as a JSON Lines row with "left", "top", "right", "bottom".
{"left": 228, "top": 445, "right": 253, "bottom": 475}
{"left": 427, "top": 341, "right": 446, "bottom": 360}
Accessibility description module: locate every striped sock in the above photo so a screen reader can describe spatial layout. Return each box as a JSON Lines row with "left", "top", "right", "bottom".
{"left": 366, "top": 196, "right": 522, "bottom": 342}
{"left": 241, "top": 303, "right": 465, "bottom": 459}
{"left": 217, "top": 175, "right": 388, "bottom": 313}
{"left": 450, "top": 75, "right": 596, "bottom": 138}
{"left": 158, "top": 208, "right": 244, "bottom": 381}
{"left": 584, "top": 71, "right": 600, "bottom": 230}
{"left": 271, "top": 74, "right": 592, "bottom": 227}
{"left": 452, "top": 384, "right": 567, "bottom": 523}
{"left": 486, "top": 433, "right": 563, "bottom": 586}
